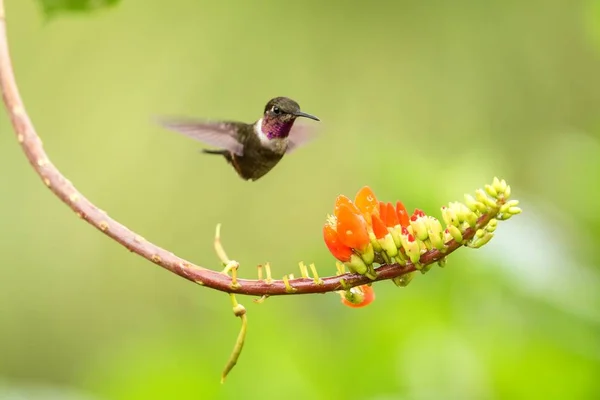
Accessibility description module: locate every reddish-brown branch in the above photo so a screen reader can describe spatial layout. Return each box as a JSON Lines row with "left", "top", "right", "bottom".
{"left": 0, "top": 2, "right": 490, "bottom": 297}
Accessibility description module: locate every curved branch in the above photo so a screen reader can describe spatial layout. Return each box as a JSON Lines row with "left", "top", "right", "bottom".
{"left": 0, "top": 2, "right": 489, "bottom": 297}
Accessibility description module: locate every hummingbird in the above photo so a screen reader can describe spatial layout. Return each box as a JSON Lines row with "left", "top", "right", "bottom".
{"left": 158, "top": 97, "right": 320, "bottom": 181}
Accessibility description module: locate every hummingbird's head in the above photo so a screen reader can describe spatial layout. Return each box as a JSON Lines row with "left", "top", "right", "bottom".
{"left": 259, "top": 97, "right": 319, "bottom": 139}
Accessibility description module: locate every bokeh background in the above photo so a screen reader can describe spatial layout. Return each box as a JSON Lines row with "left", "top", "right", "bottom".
{"left": 1, "top": 0, "right": 600, "bottom": 399}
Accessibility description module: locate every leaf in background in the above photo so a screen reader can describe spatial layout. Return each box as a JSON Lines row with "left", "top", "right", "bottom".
{"left": 37, "top": 0, "right": 121, "bottom": 16}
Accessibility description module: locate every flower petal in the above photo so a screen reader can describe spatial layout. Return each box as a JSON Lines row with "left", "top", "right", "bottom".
{"left": 354, "top": 186, "right": 379, "bottom": 218}
{"left": 336, "top": 204, "right": 370, "bottom": 250}
{"left": 341, "top": 285, "right": 375, "bottom": 308}
{"left": 396, "top": 201, "right": 410, "bottom": 227}
{"left": 385, "top": 202, "right": 399, "bottom": 227}
{"left": 371, "top": 214, "right": 388, "bottom": 239}
{"left": 379, "top": 201, "right": 387, "bottom": 225}
{"left": 334, "top": 195, "right": 359, "bottom": 218}
{"left": 323, "top": 224, "right": 353, "bottom": 262}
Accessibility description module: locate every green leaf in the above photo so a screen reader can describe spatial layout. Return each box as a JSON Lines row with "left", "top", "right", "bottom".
{"left": 37, "top": 0, "right": 121, "bottom": 15}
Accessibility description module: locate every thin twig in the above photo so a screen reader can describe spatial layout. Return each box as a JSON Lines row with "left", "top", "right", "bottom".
{"left": 0, "top": 1, "right": 491, "bottom": 297}
{"left": 221, "top": 293, "right": 248, "bottom": 383}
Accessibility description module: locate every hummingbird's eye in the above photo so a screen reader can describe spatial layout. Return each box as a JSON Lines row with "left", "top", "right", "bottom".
{"left": 272, "top": 106, "right": 281, "bottom": 114}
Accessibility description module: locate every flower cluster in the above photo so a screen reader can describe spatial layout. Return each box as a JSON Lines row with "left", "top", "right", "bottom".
{"left": 324, "top": 178, "right": 520, "bottom": 308}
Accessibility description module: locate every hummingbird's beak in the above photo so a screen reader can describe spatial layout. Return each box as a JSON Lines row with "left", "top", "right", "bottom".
{"left": 294, "top": 111, "right": 320, "bottom": 121}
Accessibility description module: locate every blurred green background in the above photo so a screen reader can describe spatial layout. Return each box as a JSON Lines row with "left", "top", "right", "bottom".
{"left": 1, "top": 0, "right": 600, "bottom": 399}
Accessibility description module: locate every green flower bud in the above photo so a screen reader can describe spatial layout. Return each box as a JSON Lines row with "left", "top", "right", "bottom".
{"left": 470, "top": 232, "right": 494, "bottom": 248}
{"left": 486, "top": 218, "right": 498, "bottom": 233}
{"left": 463, "top": 194, "right": 480, "bottom": 213}
{"left": 508, "top": 207, "right": 522, "bottom": 215}
{"left": 493, "top": 177, "right": 508, "bottom": 194}
{"left": 360, "top": 242, "right": 375, "bottom": 265}
{"left": 369, "top": 232, "right": 382, "bottom": 252}
{"left": 393, "top": 271, "right": 416, "bottom": 287}
{"left": 442, "top": 206, "right": 459, "bottom": 227}
{"left": 485, "top": 184, "right": 498, "bottom": 198}
{"left": 447, "top": 225, "right": 463, "bottom": 243}
{"left": 380, "top": 234, "right": 398, "bottom": 258}
{"left": 346, "top": 254, "right": 368, "bottom": 275}
{"left": 410, "top": 215, "right": 429, "bottom": 241}
{"left": 390, "top": 227, "right": 401, "bottom": 248}
{"left": 465, "top": 210, "right": 478, "bottom": 227}
{"left": 500, "top": 200, "right": 519, "bottom": 213}
{"left": 426, "top": 216, "right": 446, "bottom": 250}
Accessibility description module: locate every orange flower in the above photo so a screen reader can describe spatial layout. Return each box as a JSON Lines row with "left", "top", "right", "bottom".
{"left": 396, "top": 201, "right": 410, "bottom": 227}
{"left": 323, "top": 223, "right": 353, "bottom": 262}
{"left": 354, "top": 186, "right": 379, "bottom": 221}
{"left": 341, "top": 285, "right": 375, "bottom": 308}
{"left": 336, "top": 204, "right": 370, "bottom": 250}
{"left": 378, "top": 201, "right": 387, "bottom": 223}
{"left": 381, "top": 202, "right": 398, "bottom": 227}
{"left": 371, "top": 214, "right": 388, "bottom": 239}
{"left": 334, "top": 195, "right": 360, "bottom": 217}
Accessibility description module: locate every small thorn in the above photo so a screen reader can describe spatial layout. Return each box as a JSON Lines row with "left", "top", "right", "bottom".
{"left": 282, "top": 275, "right": 297, "bottom": 293}
{"left": 264, "top": 263, "right": 273, "bottom": 284}
{"left": 298, "top": 262, "right": 309, "bottom": 279}
{"left": 335, "top": 262, "right": 346, "bottom": 275}
{"left": 253, "top": 295, "right": 269, "bottom": 304}
{"left": 257, "top": 264, "right": 263, "bottom": 280}
{"left": 310, "top": 263, "right": 324, "bottom": 285}
{"left": 339, "top": 278, "right": 350, "bottom": 290}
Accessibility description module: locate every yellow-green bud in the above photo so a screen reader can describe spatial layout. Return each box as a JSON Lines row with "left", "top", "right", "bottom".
{"left": 493, "top": 177, "right": 508, "bottom": 194}
{"left": 500, "top": 200, "right": 519, "bottom": 213}
{"left": 400, "top": 233, "right": 421, "bottom": 265}
{"left": 393, "top": 271, "right": 416, "bottom": 287}
{"left": 485, "top": 184, "right": 498, "bottom": 198}
{"left": 465, "top": 210, "right": 478, "bottom": 227}
{"left": 419, "top": 263, "right": 433, "bottom": 274}
{"left": 380, "top": 234, "right": 398, "bottom": 258}
{"left": 426, "top": 216, "right": 446, "bottom": 250}
{"left": 463, "top": 194, "right": 480, "bottom": 213}
{"left": 346, "top": 254, "right": 368, "bottom": 275}
{"left": 410, "top": 215, "right": 429, "bottom": 241}
{"left": 470, "top": 232, "right": 494, "bottom": 248}
{"left": 475, "top": 189, "right": 498, "bottom": 209}
{"left": 486, "top": 218, "right": 498, "bottom": 233}
{"left": 369, "top": 232, "right": 382, "bottom": 253}
{"left": 442, "top": 206, "right": 459, "bottom": 227}
{"left": 390, "top": 227, "right": 401, "bottom": 248}
{"left": 508, "top": 207, "right": 522, "bottom": 215}
{"left": 361, "top": 242, "right": 375, "bottom": 264}
{"left": 447, "top": 225, "right": 463, "bottom": 243}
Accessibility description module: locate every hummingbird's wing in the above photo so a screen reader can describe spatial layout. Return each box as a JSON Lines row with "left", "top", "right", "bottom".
{"left": 286, "top": 123, "right": 318, "bottom": 153}
{"left": 157, "top": 118, "right": 245, "bottom": 156}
